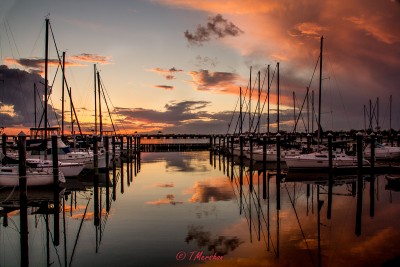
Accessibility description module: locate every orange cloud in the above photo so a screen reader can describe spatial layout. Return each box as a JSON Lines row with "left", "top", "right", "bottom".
{"left": 188, "top": 69, "right": 244, "bottom": 94}
{"left": 4, "top": 56, "right": 85, "bottom": 76}
{"left": 345, "top": 16, "right": 399, "bottom": 44}
{"left": 155, "top": 0, "right": 284, "bottom": 15}
{"left": 185, "top": 177, "right": 235, "bottom": 203}
{"left": 69, "top": 53, "right": 113, "bottom": 64}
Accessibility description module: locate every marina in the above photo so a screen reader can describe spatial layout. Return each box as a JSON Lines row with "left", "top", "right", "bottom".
{"left": 1, "top": 146, "right": 400, "bottom": 266}
{"left": 1, "top": 2, "right": 400, "bottom": 266}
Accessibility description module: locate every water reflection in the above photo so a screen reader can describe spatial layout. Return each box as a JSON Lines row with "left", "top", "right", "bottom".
{"left": 1, "top": 151, "right": 400, "bottom": 266}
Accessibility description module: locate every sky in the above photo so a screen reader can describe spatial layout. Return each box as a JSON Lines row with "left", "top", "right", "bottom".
{"left": 0, "top": 0, "right": 399, "bottom": 135}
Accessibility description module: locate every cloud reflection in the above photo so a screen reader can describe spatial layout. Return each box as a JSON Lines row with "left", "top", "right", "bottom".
{"left": 185, "top": 225, "right": 244, "bottom": 256}
{"left": 185, "top": 178, "right": 235, "bottom": 203}
{"left": 145, "top": 194, "right": 183, "bottom": 205}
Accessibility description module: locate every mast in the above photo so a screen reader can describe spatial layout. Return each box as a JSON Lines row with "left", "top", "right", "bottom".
{"left": 239, "top": 87, "right": 243, "bottom": 135}
{"left": 267, "top": 65, "right": 270, "bottom": 136}
{"left": 369, "top": 99, "right": 372, "bottom": 131}
{"left": 258, "top": 70, "right": 261, "bottom": 135}
{"left": 389, "top": 95, "right": 392, "bottom": 131}
{"left": 312, "top": 90, "right": 315, "bottom": 135}
{"left": 317, "top": 36, "right": 323, "bottom": 144}
{"left": 277, "top": 62, "right": 280, "bottom": 133}
{"left": 249, "top": 66, "right": 252, "bottom": 134}
{"left": 44, "top": 18, "right": 49, "bottom": 143}
{"left": 94, "top": 64, "right": 97, "bottom": 135}
{"left": 34, "top": 83, "right": 37, "bottom": 128}
{"left": 306, "top": 87, "right": 309, "bottom": 133}
{"left": 61, "top": 51, "right": 65, "bottom": 138}
{"left": 376, "top": 97, "right": 379, "bottom": 132}
{"left": 293, "top": 91, "right": 296, "bottom": 133}
{"left": 70, "top": 87, "right": 74, "bottom": 135}
{"left": 97, "top": 71, "right": 103, "bottom": 139}
{"left": 364, "top": 105, "right": 366, "bottom": 132}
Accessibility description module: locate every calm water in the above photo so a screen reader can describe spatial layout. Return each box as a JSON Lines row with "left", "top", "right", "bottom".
{"left": 1, "top": 151, "right": 400, "bottom": 267}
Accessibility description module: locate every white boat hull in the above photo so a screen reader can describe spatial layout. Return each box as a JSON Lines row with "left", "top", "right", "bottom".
{"left": 0, "top": 166, "right": 65, "bottom": 187}
{"left": 364, "top": 144, "right": 400, "bottom": 160}
{"left": 285, "top": 152, "right": 360, "bottom": 169}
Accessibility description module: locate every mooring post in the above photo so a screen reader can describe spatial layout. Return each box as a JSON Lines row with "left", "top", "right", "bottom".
{"left": 327, "top": 133, "right": 333, "bottom": 220}
{"left": 93, "top": 135, "right": 99, "bottom": 174}
{"left": 104, "top": 136, "right": 110, "bottom": 212}
{"left": 355, "top": 132, "right": 363, "bottom": 236}
{"left": 230, "top": 135, "right": 234, "bottom": 181}
{"left": 120, "top": 136, "right": 124, "bottom": 159}
{"left": 17, "top": 132, "right": 29, "bottom": 267}
{"left": 2, "top": 133, "right": 6, "bottom": 156}
{"left": 93, "top": 134, "right": 100, "bottom": 227}
{"left": 137, "top": 135, "right": 141, "bottom": 154}
{"left": 120, "top": 136, "right": 125, "bottom": 195}
{"left": 276, "top": 133, "right": 281, "bottom": 210}
{"left": 239, "top": 135, "right": 244, "bottom": 185}
{"left": 230, "top": 135, "right": 234, "bottom": 160}
{"left": 249, "top": 135, "right": 253, "bottom": 192}
{"left": 126, "top": 135, "right": 129, "bottom": 162}
{"left": 222, "top": 135, "right": 226, "bottom": 154}
{"left": 103, "top": 136, "right": 109, "bottom": 170}
{"left": 262, "top": 134, "right": 267, "bottom": 200}
{"left": 131, "top": 135, "right": 134, "bottom": 160}
{"left": 51, "top": 135, "right": 60, "bottom": 246}
{"left": 370, "top": 133, "right": 375, "bottom": 218}
{"left": 307, "top": 134, "right": 311, "bottom": 153}
{"left": 218, "top": 135, "right": 221, "bottom": 153}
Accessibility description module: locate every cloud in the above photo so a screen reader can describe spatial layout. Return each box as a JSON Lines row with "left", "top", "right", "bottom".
{"left": 288, "top": 22, "right": 325, "bottom": 38}
{"left": 154, "top": 85, "right": 174, "bottom": 90}
{"left": 185, "top": 178, "right": 235, "bottom": 203}
{"left": 147, "top": 67, "right": 184, "bottom": 80}
{"left": 145, "top": 194, "right": 183, "bottom": 205}
{"left": 4, "top": 57, "right": 60, "bottom": 75}
{"left": 3, "top": 53, "right": 112, "bottom": 74}
{"left": 345, "top": 16, "right": 399, "bottom": 44}
{"left": 157, "top": 0, "right": 400, "bottom": 131}
{"left": 0, "top": 65, "right": 59, "bottom": 128}
{"left": 188, "top": 69, "right": 243, "bottom": 94}
{"left": 112, "top": 100, "right": 237, "bottom": 134}
{"left": 69, "top": 53, "right": 113, "bottom": 64}
{"left": 184, "top": 14, "right": 243, "bottom": 45}
{"left": 195, "top": 56, "right": 219, "bottom": 68}
{"left": 156, "top": 0, "right": 283, "bottom": 15}
{"left": 155, "top": 182, "right": 175, "bottom": 188}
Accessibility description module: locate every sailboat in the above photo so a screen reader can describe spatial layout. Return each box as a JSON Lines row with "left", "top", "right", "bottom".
{"left": 285, "top": 36, "right": 361, "bottom": 169}
{"left": 0, "top": 165, "right": 65, "bottom": 186}
{"left": 364, "top": 142, "right": 400, "bottom": 160}
{"left": 25, "top": 18, "right": 107, "bottom": 171}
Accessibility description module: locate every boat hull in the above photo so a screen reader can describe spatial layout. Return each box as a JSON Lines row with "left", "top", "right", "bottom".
{"left": 0, "top": 166, "right": 65, "bottom": 187}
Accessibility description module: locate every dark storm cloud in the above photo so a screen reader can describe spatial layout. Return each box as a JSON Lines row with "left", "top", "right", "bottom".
{"left": 184, "top": 14, "right": 244, "bottom": 45}
{"left": 113, "top": 100, "right": 238, "bottom": 134}
{"left": 114, "top": 100, "right": 210, "bottom": 123}
{"left": 0, "top": 65, "right": 59, "bottom": 127}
